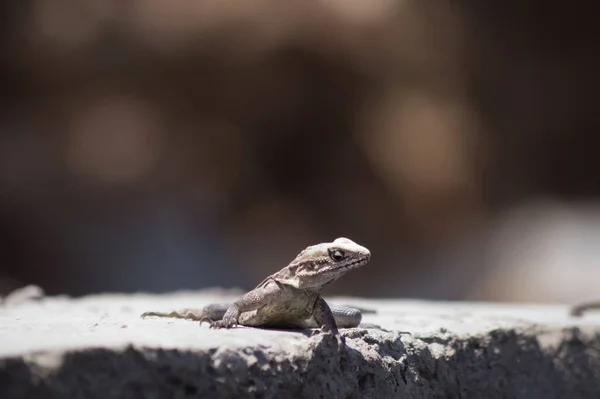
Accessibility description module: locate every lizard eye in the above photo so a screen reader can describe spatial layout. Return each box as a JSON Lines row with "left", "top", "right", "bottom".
{"left": 329, "top": 249, "right": 345, "bottom": 262}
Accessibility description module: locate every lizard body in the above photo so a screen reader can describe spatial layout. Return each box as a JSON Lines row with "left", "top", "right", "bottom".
{"left": 141, "top": 237, "right": 371, "bottom": 336}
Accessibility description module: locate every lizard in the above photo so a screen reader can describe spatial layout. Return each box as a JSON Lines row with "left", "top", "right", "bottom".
{"left": 141, "top": 237, "right": 371, "bottom": 337}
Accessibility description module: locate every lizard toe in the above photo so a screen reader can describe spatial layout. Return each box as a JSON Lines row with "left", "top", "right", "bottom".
{"left": 208, "top": 320, "right": 233, "bottom": 329}
{"left": 309, "top": 329, "right": 321, "bottom": 337}
{"left": 199, "top": 317, "right": 214, "bottom": 327}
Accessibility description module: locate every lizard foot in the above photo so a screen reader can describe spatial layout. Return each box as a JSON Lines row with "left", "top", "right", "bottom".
{"left": 207, "top": 317, "right": 239, "bottom": 329}
{"left": 310, "top": 326, "right": 345, "bottom": 346}
{"left": 311, "top": 324, "right": 339, "bottom": 336}
{"left": 309, "top": 328, "right": 323, "bottom": 337}
{"left": 198, "top": 317, "right": 214, "bottom": 327}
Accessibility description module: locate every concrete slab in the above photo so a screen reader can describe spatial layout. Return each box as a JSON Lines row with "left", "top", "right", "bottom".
{"left": 1, "top": 289, "right": 600, "bottom": 398}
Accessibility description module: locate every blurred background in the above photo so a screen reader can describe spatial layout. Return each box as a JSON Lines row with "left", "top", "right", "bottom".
{"left": 1, "top": 0, "right": 598, "bottom": 303}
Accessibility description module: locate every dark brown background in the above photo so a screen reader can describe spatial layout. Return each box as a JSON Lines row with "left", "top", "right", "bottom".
{"left": 1, "top": 1, "right": 598, "bottom": 302}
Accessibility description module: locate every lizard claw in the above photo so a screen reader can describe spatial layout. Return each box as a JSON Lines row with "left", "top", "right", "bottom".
{"left": 210, "top": 321, "right": 236, "bottom": 329}
{"left": 310, "top": 325, "right": 345, "bottom": 346}
{"left": 311, "top": 328, "right": 345, "bottom": 346}
{"left": 310, "top": 329, "right": 321, "bottom": 337}
{"left": 199, "top": 317, "right": 214, "bottom": 327}
{"left": 319, "top": 324, "right": 339, "bottom": 336}
{"left": 207, "top": 316, "right": 238, "bottom": 329}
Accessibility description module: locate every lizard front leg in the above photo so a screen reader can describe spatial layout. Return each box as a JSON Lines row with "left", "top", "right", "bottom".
{"left": 210, "top": 282, "right": 281, "bottom": 329}
{"left": 312, "top": 296, "right": 340, "bottom": 336}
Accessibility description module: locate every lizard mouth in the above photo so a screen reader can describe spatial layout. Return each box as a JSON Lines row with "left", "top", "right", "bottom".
{"left": 318, "top": 256, "right": 369, "bottom": 287}
{"left": 336, "top": 255, "right": 370, "bottom": 271}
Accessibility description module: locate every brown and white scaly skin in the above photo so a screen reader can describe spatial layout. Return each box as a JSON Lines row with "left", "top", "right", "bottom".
{"left": 141, "top": 238, "right": 371, "bottom": 337}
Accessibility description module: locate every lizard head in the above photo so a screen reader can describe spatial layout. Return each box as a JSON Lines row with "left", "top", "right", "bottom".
{"left": 272, "top": 237, "right": 371, "bottom": 290}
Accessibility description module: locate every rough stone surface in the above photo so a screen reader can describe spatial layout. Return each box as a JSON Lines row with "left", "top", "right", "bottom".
{"left": 1, "top": 289, "right": 600, "bottom": 398}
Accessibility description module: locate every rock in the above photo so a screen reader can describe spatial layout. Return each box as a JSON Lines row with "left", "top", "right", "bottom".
{"left": 1, "top": 291, "right": 599, "bottom": 398}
